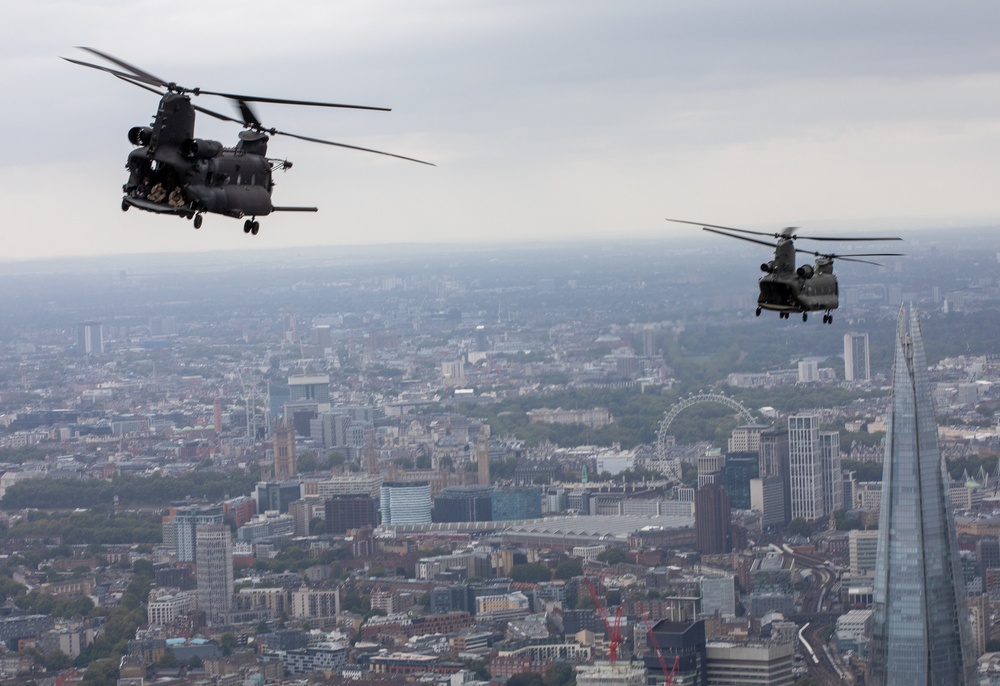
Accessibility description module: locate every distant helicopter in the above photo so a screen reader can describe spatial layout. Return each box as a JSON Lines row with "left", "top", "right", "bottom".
{"left": 666, "top": 219, "right": 903, "bottom": 323}
{"left": 63, "top": 47, "right": 433, "bottom": 235}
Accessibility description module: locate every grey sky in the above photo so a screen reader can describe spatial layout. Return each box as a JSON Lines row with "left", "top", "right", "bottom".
{"left": 3, "top": 1, "right": 1000, "bottom": 260}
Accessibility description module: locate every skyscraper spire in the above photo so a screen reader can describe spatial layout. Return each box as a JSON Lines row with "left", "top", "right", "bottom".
{"left": 869, "top": 305, "right": 976, "bottom": 685}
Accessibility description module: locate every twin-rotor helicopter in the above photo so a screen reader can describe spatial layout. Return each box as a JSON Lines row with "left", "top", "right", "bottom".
{"left": 63, "top": 47, "right": 432, "bottom": 235}
{"left": 667, "top": 219, "right": 904, "bottom": 323}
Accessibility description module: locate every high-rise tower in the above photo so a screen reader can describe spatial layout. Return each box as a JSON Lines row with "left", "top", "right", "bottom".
{"left": 844, "top": 332, "right": 871, "bottom": 382}
{"left": 787, "top": 414, "right": 824, "bottom": 521}
{"left": 869, "top": 307, "right": 976, "bottom": 685}
{"left": 196, "top": 523, "right": 234, "bottom": 626}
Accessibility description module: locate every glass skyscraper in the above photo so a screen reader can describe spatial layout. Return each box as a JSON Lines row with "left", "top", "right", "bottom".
{"left": 870, "top": 306, "right": 976, "bottom": 685}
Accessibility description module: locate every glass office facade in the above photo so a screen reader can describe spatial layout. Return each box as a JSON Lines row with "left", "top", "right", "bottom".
{"left": 870, "top": 307, "right": 976, "bottom": 685}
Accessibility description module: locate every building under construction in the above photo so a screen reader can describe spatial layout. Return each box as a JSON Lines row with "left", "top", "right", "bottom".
{"left": 575, "top": 663, "right": 647, "bottom": 686}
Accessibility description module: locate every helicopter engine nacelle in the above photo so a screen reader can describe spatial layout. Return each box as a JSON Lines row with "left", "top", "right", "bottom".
{"left": 180, "top": 138, "right": 223, "bottom": 159}
{"left": 796, "top": 264, "right": 815, "bottom": 279}
{"left": 761, "top": 262, "right": 775, "bottom": 273}
{"left": 128, "top": 126, "right": 152, "bottom": 146}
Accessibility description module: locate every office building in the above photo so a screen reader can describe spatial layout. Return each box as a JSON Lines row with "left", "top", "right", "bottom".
{"left": 195, "top": 524, "right": 234, "bottom": 625}
{"left": 819, "top": 431, "right": 844, "bottom": 514}
{"left": 787, "top": 414, "right": 824, "bottom": 521}
{"left": 721, "top": 451, "right": 759, "bottom": 509}
{"left": 700, "top": 576, "right": 736, "bottom": 617}
{"left": 161, "top": 505, "right": 223, "bottom": 563}
{"left": 492, "top": 487, "right": 542, "bottom": 521}
{"left": 324, "top": 495, "right": 378, "bottom": 533}
{"left": 695, "top": 484, "right": 731, "bottom": 555}
{"left": 849, "top": 529, "right": 879, "bottom": 575}
{"left": 704, "top": 642, "right": 794, "bottom": 686}
{"left": 645, "top": 620, "right": 706, "bottom": 686}
{"left": 869, "top": 307, "right": 977, "bottom": 685}
{"left": 77, "top": 321, "right": 104, "bottom": 356}
{"left": 288, "top": 375, "right": 330, "bottom": 402}
{"left": 433, "top": 485, "right": 493, "bottom": 523}
{"left": 751, "top": 475, "right": 787, "bottom": 528}
{"left": 254, "top": 480, "right": 302, "bottom": 514}
{"left": 844, "top": 332, "right": 871, "bottom": 382}
{"left": 759, "top": 428, "right": 790, "bottom": 524}
{"left": 380, "top": 482, "right": 432, "bottom": 524}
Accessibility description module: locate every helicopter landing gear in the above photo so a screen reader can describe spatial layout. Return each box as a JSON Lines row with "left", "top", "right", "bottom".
{"left": 243, "top": 219, "right": 260, "bottom": 235}
{"left": 779, "top": 311, "right": 788, "bottom": 319}
{"left": 193, "top": 214, "right": 203, "bottom": 229}
{"left": 755, "top": 307, "right": 762, "bottom": 317}
{"left": 121, "top": 199, "right": 130, "bottom": 212}
{"left": 822, "top": 313, "right": 833, "bottom": 324}
{"left": 802, "top": 313, "right": 808, "bottom": 322}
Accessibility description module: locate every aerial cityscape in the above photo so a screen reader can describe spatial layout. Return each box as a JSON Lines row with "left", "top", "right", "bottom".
{"left": 0, "top": 233, "right": 996, "bottom": 685}
{"left": 4, "top": 3, "right": 1000, "bottom": 686}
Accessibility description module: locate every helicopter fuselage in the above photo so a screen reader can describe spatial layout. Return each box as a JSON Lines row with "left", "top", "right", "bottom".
{"left": 123, "top": 93, "right": 294, "bottom": 224}
{"left": 757, "top": 245, "right": 839, "bottom": 321}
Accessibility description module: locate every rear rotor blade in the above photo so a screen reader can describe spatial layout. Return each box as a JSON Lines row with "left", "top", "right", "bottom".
{"left": 793, "top": 235, "right": 903, "bottom": 242}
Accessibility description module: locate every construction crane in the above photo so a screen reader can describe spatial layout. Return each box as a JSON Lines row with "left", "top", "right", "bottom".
{"left": 636, "top": 600, "right": 680, "bottom": 686}
{"left": 584, "top": 577, "right": 625, "bottom": 663}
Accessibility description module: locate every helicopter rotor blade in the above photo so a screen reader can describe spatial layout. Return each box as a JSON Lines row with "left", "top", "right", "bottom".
{"left": 792, "top": 235, "right": 903, "bottom": 242}
{"left": 76, "top": 47, "right": 168, "bottom": 87}
{"left": 269, "top": 128, "right": 435, "bottom": 166}
{"left": 190, "top": 102, "right": 246, "bottom": 125}
{"left": 797, "top": 250, "right": 905, "bottom": 267}
{"left": 236, "top": 100, "right": 262, "bottom": 128}
{"left": 702, "top": 227, "right": 779, "bottom": 249}
{"left": 667, "top": 218, "right": 782, "bottom": 238}
{"left": 196, "top": 89, "right": 392, "bottom": 112}
{"left": 61, "top": 57, "right": 165, "bottom": 88}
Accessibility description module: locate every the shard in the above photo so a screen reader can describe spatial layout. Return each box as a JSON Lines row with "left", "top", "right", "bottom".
{"left": 870, "top": 306, "right": 976, "bottom": 685}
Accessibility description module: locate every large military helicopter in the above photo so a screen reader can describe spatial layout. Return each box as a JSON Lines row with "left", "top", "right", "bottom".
{"left": 63, "top": 47, "right": 433, "bottom": 235}
{"left": 666, "top": 219, "right": 903, "bottom": 323}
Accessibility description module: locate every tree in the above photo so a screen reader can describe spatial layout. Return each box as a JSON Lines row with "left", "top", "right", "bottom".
{"left": 788, "top": 518, "right": 812, "bottom": 538}
{"left": 510, "top": 563, "right": 551, "bottom": 583}
{"left": 554, "top": 559, "right": 583, "bottom": 580}
{"left": 544, "top": 662, "right": 576, "bottom": 686}
{"left": 596, "top": 548, "right": 629, "bottom": 565}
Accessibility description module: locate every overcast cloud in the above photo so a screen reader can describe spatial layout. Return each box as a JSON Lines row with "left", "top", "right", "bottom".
{"left": 3, "top": 0, "right": 1000, "bottom": 260}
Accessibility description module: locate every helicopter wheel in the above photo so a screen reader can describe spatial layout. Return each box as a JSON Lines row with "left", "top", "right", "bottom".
{"left": 121, "top": 199, "right": 130, "bottom": 212}
{"left": 251, "top": 221, "right": 260, "bottom": 236}
{"left": 193, "top": 214, "right": 203, "bottom": 230}
{"left": 802, "top": 313, "right": 808, "bottom": 322}
{"left": 243, "top": 219, "right": 252, "bottom": 234}
{"left": 755, "top": 308, "right": 761, "bottom": 317}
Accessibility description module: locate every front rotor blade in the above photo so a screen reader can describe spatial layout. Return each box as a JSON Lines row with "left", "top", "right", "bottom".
{"left": 667, "top": 218, "right": 780, "bottom": 238}
{"left": 273, "top": 129, "right": 435, "bottom": 166}
{"left": 195, "top": 90, "right": 391, "bottom": 112}
{"left": 703, "top": 227, "right": 778, "bottom": 249}
{"left": 77, "top": 47, "right": 168, "bottom": 87}
{"left": 62, "top": 57, "right": 164, "bottom": 88}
